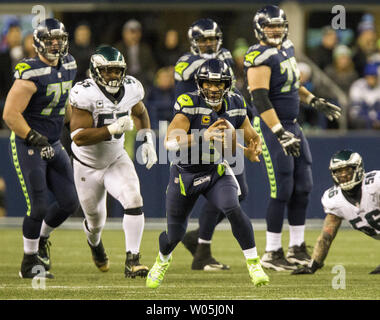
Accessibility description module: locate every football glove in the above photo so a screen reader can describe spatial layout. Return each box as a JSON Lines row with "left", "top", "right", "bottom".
{"left": 291, "top": 259, "right": 323, "bottom": 275}
{"left": 25, "top": 129, "right": 55, "bottom": 160}
{"left": 273, "top": 126, "right": 301, "bottom": 157}
{"left": 141, "top": 132, "right": 158, "bottom": 170}
{"left": 107, "top": 115, "right": 134, "bottom": 135}
{"left": 310, "top": 97, "right": 341, "bottom": 121}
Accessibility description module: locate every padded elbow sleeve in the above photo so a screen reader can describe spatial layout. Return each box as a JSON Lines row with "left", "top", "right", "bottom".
{"left": 251, "top": 88, "right": 274, "bottom": 114}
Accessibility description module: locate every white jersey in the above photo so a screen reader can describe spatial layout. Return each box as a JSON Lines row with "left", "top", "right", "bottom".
{"left": 321, "top": 170, "right": 380, "bottom": 240}
{"left": 69, "top": 76, "right": 144, "bottom": 169}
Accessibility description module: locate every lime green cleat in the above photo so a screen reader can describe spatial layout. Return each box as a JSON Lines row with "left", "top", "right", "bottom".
{"left": 247, "top": 257, "right": 270, "bottom": 287}
{"left": 146, "top": 254, "right": 172, "bottom": 289}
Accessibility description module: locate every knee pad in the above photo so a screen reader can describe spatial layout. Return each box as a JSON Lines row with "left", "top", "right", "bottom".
{"left": 124, "top": 207, "right": 143, "bottom": 216}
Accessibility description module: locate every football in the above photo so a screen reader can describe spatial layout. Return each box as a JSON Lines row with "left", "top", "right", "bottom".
{"left": 213, "top": 118, "right": 237, "bottom": 158}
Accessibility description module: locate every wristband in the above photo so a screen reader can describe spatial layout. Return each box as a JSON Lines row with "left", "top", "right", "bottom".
{"left": 271, "top": 123, "right": 284, "bottom": 137}
{"left": 306, "top": 93, "right": 316, "bottom": 105}
{"left": 309, "top": 259, "right": 323, "bottom": 272}
{"left": 165, "top": 139, "right": 180, "bottom": 152}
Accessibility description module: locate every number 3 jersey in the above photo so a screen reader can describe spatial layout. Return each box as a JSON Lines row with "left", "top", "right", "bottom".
{"left": 321, "top": 171, "right": 380, "bottom": 239}
{"left": 69, "top": 77, "right": 144, "bottom": 169}
{"left": 244, "top": 39, "right": 300, "bottom": 121}
{"left": 13, "top": 54, "right": 77, "bottom": 143}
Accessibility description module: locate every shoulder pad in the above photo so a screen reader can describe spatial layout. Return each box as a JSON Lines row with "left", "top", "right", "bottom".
{"left": 14, "top": 58, "right": 49, "bottom": 80}
{"left": 282, "top": 39, "right": 294, "bottom": 49}
{"left": 124, "top": 76, "right": 145, "bottom": 100}
{"left": 175, "top": 55, "right": 205, "bottom": 81}
{"left": 218, "top": 48, "right": 233, "bottom": 60}
{"left": 62, "top": 54, "right": 77, "bottom": 70}
{"left": 244, "top": 45, "right": 277, "bottom": 68}
{"left": 174, "top": 93, "right": 195, "bottom": 111}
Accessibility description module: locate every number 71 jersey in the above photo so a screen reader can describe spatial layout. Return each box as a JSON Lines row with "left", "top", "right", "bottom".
{"left": 321, "top": 171, "right": 380, "bottom": 239}
{"left": 69, "top": 76, "right": 144, "bottom": 169}
{"left": 244, "top": 39, "right": 300, "bottom": 121}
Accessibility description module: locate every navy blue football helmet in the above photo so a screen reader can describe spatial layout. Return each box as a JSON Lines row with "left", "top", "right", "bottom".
{"left": 188, "top": 18, "right": 222, "bottom": 58}
{"left": 33, "top": 18, "right": 68, "bottom": 61}
{"left": 195, "top": 58, "right": 232, "bottom": 107}
{"left": 253, "top": 5, "right": 288, "bottom": 46}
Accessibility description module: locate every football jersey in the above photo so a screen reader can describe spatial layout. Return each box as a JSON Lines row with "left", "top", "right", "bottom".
{"left": 244, "top": 39, "right": 300, "bottom": 121}
{"left": 13, "top": 54, "right": 77, "bottom": 143}
{"left": 174, "top": 90, "right": 247, "bottom": 166}
{"left": 69, "top": 76, "right": 144, "bottom": 169}
{"left": 174, "top": 48, "right": 234, "bottom": 99}
{"left": 321, "top": 170, "right": 380, "bottom": 240}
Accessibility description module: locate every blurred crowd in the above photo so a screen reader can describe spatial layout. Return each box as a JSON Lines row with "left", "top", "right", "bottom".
{"left": 1, "top": 13, "right": 380, "bottom": 133}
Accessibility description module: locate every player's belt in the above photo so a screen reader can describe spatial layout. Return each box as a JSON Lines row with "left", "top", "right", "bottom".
{"left": 280, "top": 118, "right": 297, "bottom": 124}
{"left": 72, "top": 152, "right": 97, "bottom": 169}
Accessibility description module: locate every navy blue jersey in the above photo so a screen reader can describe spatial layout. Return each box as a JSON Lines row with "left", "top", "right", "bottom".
{"left": 244, "top": 39, "right": 300, "bottom": 121}
{"left": 13, "top": 54, "right": 77, "bottom": 143}
{"left": 174, "top": 48, "right": 234, "bottom": 99}
{"left": 174, "top": 90, "right": 247, "bottom": 166}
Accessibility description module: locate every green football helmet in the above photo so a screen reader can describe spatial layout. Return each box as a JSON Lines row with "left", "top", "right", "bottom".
{"left": 90, "top": 45, "right": 127, "bottom": 94}
{"left": 329, "top": 149, "right": 364, "bottom": 191}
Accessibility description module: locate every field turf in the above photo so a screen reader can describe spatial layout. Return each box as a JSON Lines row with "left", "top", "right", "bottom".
{"left": 1, "top": 228, "right": 379, "bottom": 300}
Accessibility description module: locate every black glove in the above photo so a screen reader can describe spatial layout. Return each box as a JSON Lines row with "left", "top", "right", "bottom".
{"left": 273, "top": 127, "right": 301, "bottom": 157}
{"left": 25, "top": 129, "right": 55, "bottom": 160}
{"left": 291, "top": 259, "right": 323, "bottom": 275}
{"left": 310, "top": 97, "right": 341, "bottom": 121}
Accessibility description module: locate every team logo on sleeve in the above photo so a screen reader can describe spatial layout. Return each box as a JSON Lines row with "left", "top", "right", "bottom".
{"left": 201, "top": 115, "right": 211, "bottom": 125}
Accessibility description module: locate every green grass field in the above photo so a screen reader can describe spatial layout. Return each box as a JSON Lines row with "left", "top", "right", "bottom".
{"left": 1, "top": 228, "right": 379, "bottom": 300}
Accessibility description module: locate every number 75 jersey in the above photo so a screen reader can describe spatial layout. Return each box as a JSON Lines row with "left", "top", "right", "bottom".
{"left": 244, "top": 39, "right": 300, "bottom": 121}
{"left": 321, "top": 171, "right": 380, "bottom": 239}
{"left": 69, "top": 76, "right": 144, "bottom": 169}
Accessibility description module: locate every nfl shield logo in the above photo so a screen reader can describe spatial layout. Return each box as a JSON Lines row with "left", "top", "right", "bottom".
{"left": 28, "top": 149, "right": 34, "bottom": 156}
{"left": 96, "top": 100, "right": 103, "bottom": 108}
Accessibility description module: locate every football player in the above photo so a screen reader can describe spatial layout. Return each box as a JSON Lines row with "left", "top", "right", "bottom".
{"left": 245, "top": 5, "right": 341, "bottom": 271}
{"left": 3, "top": 18, "right": 79, "bottom": 279}
{"left": 146, "top": 58, "right": 269, "bottom": 289}
{"left": 69, "top": 45, "right": 157, "bottom": 278}
{"left": 293, "top": 150, "right": 380, "bottom": 275}
{"left": 175, "top": 18, "right": 251, "bottom": 271}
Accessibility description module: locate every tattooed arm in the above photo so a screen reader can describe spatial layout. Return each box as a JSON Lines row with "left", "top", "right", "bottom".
{"left": 292, "top": 213, "right": 342, "bottom": 275}
{"left": 312, "top": 213, "right": 342, "bottom": 264}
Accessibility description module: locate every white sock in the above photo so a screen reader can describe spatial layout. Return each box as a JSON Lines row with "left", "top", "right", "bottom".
{"left": 159, "top": 251, "right": 172, "bottom": 263}
{"left": 83, "top": 220, "right": 101, "bottom": 247}
{"left": 198, "top": 238, "right": 211, "bottom": 244}
{"left": 123, "top": 213, "right": 144, "bottom": 254}
{"left": 289, "top": 225, "right": 305, "bottom": 247}
{"left": 266, "top": 231, "right": 282, "bottom": 252}
{"left": 243, "top": 247, "right": 258, "bottom": 260}
{"left": 23, "top": 237, "right": 39, "bottom": 255}
{"left": 40, "top": 220, "right": 54, "bottom": 238}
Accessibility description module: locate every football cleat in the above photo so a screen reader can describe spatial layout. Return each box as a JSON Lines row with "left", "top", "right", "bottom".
{"left": 181, "top": 229, "right": 199, "bottom": 256}
{"left": 370, "top": 264, "right": 380, "bottom": 274}
{"left": 125, "top": 251, "right": 149, "bottom": 278}
{"left": 286, "top": 242, "right": 311, "bottom": 266}
{"left": 87, "top": 240, "right": 109, "bottom": 272}
{"left": 19, "top": 253, "right": 54, "bottom": 279}
{"left": 38, "top": 236, "right": 51, "bottom": 271}
{"left": 261, "top": 248, "right": 297, "bottom": 271}
{"left": 191, "top": 243, "right": 230, "bottom": 271}
{"left": 247, "top": 257, "right": 269, "bottom": 287}
{"left": 146, "top": 254, "right": 172, "bottom": 289}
